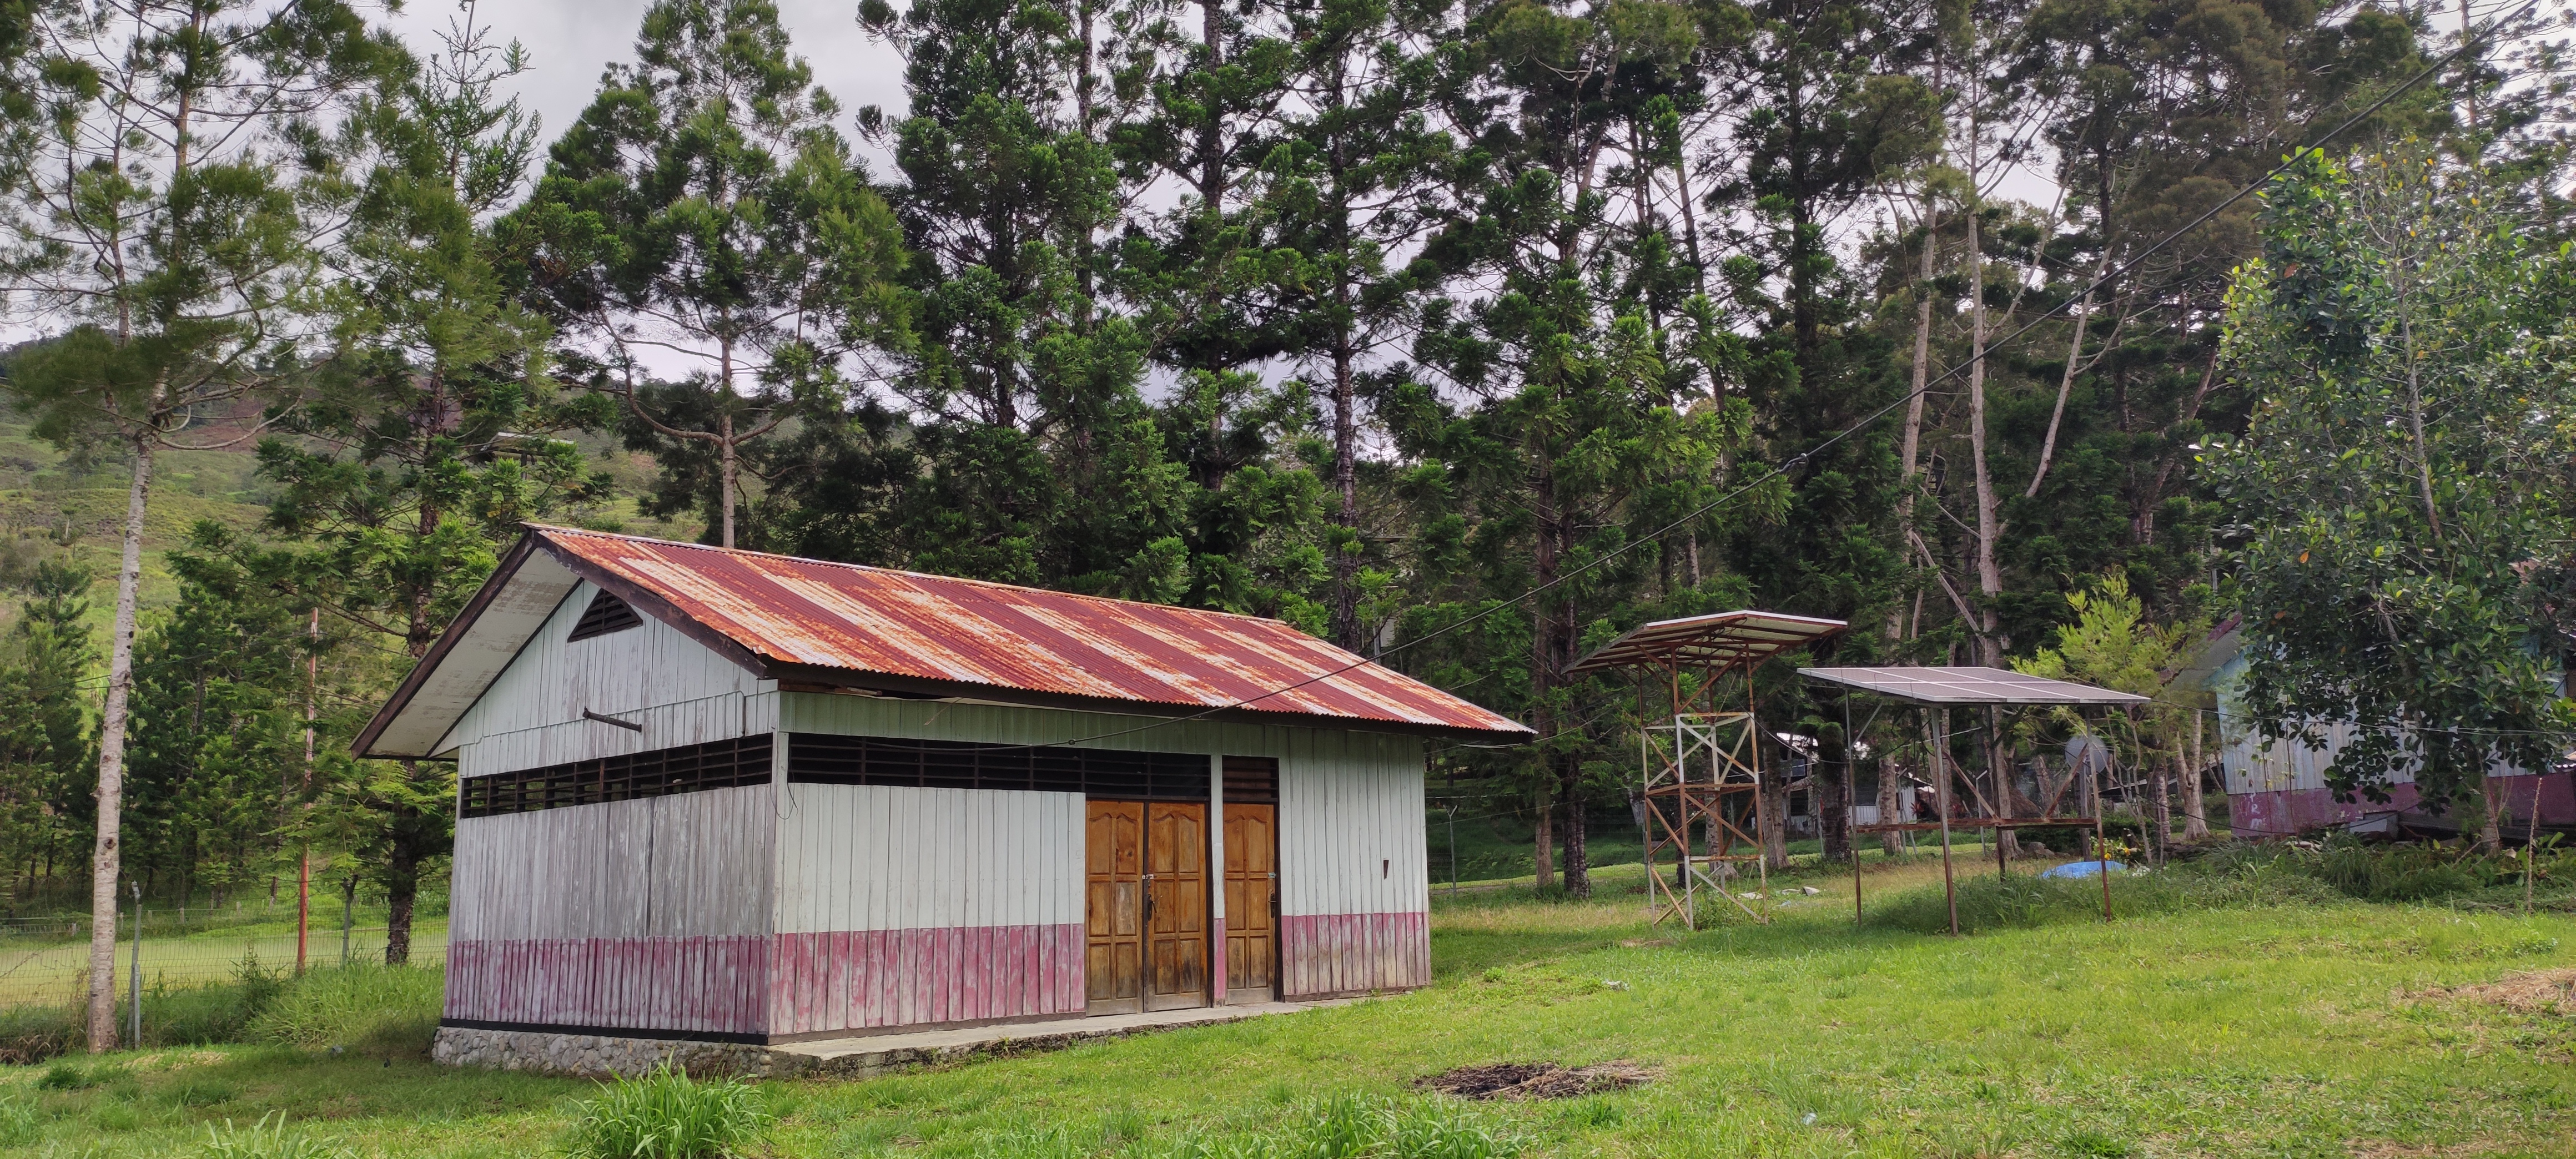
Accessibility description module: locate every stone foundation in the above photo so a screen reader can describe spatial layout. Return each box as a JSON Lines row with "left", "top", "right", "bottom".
{"left": 431, "top": 1001, "right": 1346, "bottom": 1080}
{"left": 430, "top": 1027, "right": 809, "bottom": 1080}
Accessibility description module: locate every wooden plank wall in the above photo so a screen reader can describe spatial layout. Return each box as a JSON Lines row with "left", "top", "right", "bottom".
{"left": 447, "top": 783, "right": 778, "bottom": 1035}
{"left": 443, "top": 579, "right": 773, "bottom": 763}
{"left": 769, "top": 783, "right": 1084, "bottom": 1035}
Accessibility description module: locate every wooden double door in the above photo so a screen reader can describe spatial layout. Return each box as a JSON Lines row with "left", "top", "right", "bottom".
{"left": 1085, "top": 799, "right": 1279, "bottom": 1014}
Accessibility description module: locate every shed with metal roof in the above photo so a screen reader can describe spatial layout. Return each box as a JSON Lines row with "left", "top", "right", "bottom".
{"left": 363, "top": 527, "right": 1528, "bottom": 1066}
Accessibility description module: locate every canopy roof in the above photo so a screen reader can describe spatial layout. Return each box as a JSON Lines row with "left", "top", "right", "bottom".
{"left": 356, "top": 526, "right": 1532, "bottom": 757}
{"left": 1799, "top": 666, "right": 2150, "bottom": 706}
{"left": 1568, "top": 610, "right": 1849, "bottom": 673}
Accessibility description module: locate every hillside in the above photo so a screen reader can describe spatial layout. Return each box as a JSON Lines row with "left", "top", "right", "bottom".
{"left": 0, "top": 419, "right": 698, "bottom": 658}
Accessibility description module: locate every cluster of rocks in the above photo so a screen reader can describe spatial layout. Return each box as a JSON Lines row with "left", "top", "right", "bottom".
{"left": 430, "top": 1027, "right": 808, "bottom": 1079}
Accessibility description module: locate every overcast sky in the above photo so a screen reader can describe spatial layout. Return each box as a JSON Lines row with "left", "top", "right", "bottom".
{"left": 376, "top": 0, "right": 910, "bottom": 166}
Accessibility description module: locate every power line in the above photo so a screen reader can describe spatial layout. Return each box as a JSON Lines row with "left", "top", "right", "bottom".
{"left": 990, "top": 5, "right": 2525, "bottom": 755}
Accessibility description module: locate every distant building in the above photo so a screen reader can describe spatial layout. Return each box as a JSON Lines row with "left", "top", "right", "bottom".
{"left": 357, "top": 527, "right": 1527, "bottom": 1061}
{"left": 2185, "top": 619, "right": 2574, "bottom": 837}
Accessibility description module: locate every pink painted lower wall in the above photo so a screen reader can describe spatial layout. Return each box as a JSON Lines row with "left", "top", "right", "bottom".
{"left": 766, "top": 924, "right": 1085, "bottom": 1036}
{"left": 446, "top": 924, "right": 1085, "bottom": 1039}
{"left": 445, "top": 936, "right": 776, "bottom": 1036}
{"left": 449, "top": 915, "right": 1418, "bottom": 1037}
{"left": 1280, "top": 912, "right": 1430, "bottom": 997}
{"left": 2230, "top": 772, "right": 2576, "bottom": 837}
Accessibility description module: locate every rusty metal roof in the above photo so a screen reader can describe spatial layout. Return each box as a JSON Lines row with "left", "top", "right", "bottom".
{"left": 357, "top": 526, "right": 1530, "bottom": 755}
{"left": 1568, "top": 610, "right": 1850, "bottom": 674}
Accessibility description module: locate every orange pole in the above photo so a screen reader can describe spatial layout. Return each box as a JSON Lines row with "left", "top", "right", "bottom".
{"left": 296, "top": 607, "right": 316, "bottom": 974}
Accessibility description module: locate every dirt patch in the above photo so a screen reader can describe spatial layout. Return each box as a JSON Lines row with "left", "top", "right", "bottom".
{"left": 1416, "top": 1061, "right": 1654, "bottom": 1101}
{"left": 2348, "top": 1141, "right": 2498, "bottom": 1158}
{"left": 2432, "top": 968, "right": 2576, "bottom": 1017}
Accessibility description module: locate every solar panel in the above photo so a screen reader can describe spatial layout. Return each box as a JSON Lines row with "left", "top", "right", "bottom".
{"left": 1798, "top": 666, "right": 2150, "bottom": 706}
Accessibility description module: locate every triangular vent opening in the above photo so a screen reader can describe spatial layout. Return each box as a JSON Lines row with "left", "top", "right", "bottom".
{"left": 568, "top": 588, "right": 644, "bottom": 642}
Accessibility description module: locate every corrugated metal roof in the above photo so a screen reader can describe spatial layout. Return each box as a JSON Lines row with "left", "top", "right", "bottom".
{"left": 1567, "top": 610, "right": 1850, "bottom": 673}
{"left": 531, "top": 526, "right": 1530, "bottom": 738}
{"left": 1799, "top": 666, "right": 2150, "bottom": 706}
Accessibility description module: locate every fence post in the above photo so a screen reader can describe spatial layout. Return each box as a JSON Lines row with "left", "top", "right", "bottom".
{"left": 127, "top": 886, "right": 141, "bottom": 1049}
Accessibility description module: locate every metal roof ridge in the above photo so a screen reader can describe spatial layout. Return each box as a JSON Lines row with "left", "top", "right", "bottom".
{"left": 525, "top": 524, "right": 1354, "bottom": 637}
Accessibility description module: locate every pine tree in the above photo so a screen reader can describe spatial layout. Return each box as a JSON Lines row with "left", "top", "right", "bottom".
{"left": 516, "top": 0, "right": 907, "bottom": 548}
{"left": 256, "top": 1, "right": 600, "bottom": 963}
{"left": 0, "top": 0, "right": 401, "bottom": 1050}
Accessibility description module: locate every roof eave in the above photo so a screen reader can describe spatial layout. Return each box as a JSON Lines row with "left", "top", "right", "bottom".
{"left": 353, "top": 532, "right": 544, "bottom": 759}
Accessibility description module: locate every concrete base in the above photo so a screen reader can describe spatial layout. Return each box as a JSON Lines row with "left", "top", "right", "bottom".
{"left": 430, "top": 1028, "right": 801, "bottom": 1079}
{"left": 431, "top": 1001, "right": 1341, "bottom": 1080}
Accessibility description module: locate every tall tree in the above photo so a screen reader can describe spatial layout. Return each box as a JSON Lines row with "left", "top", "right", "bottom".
{"left": 259, "top": 0, "right": 595, "bottom": 961}
{"left": 2212, "top": 148, "right": 2576, "bottom": 849}
{"left": 1403, "top": 0, "right": 1729, "bottom": 895}
{"left": 518, "top": 0, "right": 907, "bottom": 548}
{"left": 0, "top": 0, "right": 399, "bottom": 1050}
{"left": 0, "top": 561, "right": 95, "bottom": 898}
{"left": 1261, "top": 0, "right": 1453, "bottom": 652}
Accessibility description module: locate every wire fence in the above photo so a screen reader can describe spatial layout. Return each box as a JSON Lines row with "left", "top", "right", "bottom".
{"left": 0, "top": 914, "right": 448, "bottom": 1009}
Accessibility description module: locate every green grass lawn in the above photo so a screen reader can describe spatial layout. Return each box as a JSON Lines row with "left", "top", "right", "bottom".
{"left": 1, "top": 856, "right": 2571, "bottom": 1157}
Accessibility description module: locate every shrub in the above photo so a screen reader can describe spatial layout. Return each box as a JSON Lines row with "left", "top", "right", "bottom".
{"left": 249, "top": 964, "right": 442, "bottom": 1057}
{"left": 200, "top": 1113, "right": 354, "bottom": 1159}
{"left": 564, "top": 1065, "right": 773, "bottom": 1159}
{"left": 149, "top": 954, "right": 290, "bottom": 1046}
{"left": 0, "top": 1006, "right": 79, "bottom": 1065}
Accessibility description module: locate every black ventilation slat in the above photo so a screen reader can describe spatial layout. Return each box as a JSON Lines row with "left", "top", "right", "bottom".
{"left": 784, "top": 733, "right": 1211, "bottom": 800}
{"left": 457, "top": 735, "right": 773, "bottom": 819}
{"left": 568, "top": 589, "right": 645, "bottom": 642}
{"left": 1222, "top": 755, "right": 1279, "bottom": 804}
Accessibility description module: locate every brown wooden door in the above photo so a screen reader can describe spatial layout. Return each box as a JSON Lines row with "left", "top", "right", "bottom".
{"left": 1085, "top": 800, "right": 1145, "bottom": 1014}
{"left": 1145, "top": 802, "right": 1210, "bottom": 1010}
{"left": 1222, "top": 803, "right": 1277, "bottom": 1001}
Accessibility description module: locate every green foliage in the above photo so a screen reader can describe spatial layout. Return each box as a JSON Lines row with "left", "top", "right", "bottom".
{"left": 2015, "top": 573, "right": 2203, "bottom": 768}
{"left": 516, "top": 0, "right": 908, "bottom": 547}
{"left": 564, "top": 1065, "right": 774, "bottom": 1159}
{"left": 248, "top": 963, "right": 444, "bottom": 1056}
{"left": 199, "top": 1113, "right": 354, "bottom": 1159}
{"left": 2209, "top": 148, "right": 2576, "bottom": 810}
{"left": 144, "top": 956, "right": 291, "bottom": 1047}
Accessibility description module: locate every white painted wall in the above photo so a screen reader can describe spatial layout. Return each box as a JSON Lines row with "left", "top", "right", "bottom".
{"left": 450, "top": 783, "right": 777, "bottom": 941}
{"left": 442, "top": 580, "right": 776, "bottom": 769}
{"left": 1276, "top": 732, "right": 1429, "bottom": 919}
{"left": 773, "top": 784, "right": 1083, "bottom": 934}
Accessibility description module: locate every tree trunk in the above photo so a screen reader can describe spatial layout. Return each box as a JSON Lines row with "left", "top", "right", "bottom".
{"left": 1557, "top": 784, "right": 1588, "bottom": 898}
{"left": 2480, "top": 772, "right": 2505, "bottom": 854}
{"left": 1879, "top": 760, "right": 1905, "bottom": 856}
{"left": 718, "top": 410, "right": 737, "bottom": 549}
{"left": 385, "top": 816, "right": 421, "bottom": 966}
{"left": 1532, "top": 802, "right": 1554, "bottom": 890}
{"left": 1760, "top": 762, "right": 1790, "bottom": 870}
{"left": 2182, "top": 710, "right": 2210, "bottom": 840}
{"left": 2151, "top": 757, "right": 2174, "bottom": 865}
{"left": 1965, "top": 179, "right": 2004, "bottom": 666}
{"left": 1820, "top": 748, "right": 1852, "bottom": 864}
{"left": 87, "top": 435, "right": 154, "bottom": 1051}
{"left": 1893, "top": 194, "right": 1938, "bottom": 640}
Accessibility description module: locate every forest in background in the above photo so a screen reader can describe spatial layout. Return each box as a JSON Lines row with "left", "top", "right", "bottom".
{"left": 0, "top": 0, "right": 2570, "bottom": 1048}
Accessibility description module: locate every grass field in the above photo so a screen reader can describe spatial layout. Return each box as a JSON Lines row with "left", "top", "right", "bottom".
{"left": 0, "top": 853, "right": 2570, "bottom": 1157}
